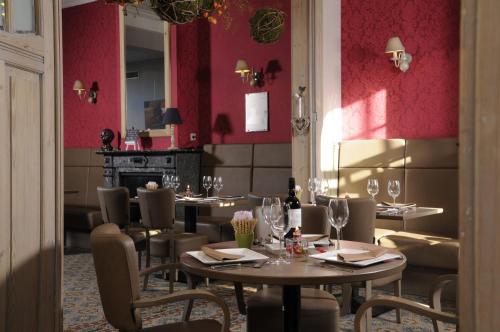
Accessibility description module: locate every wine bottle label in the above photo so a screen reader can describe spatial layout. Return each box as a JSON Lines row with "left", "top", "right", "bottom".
{"left": 288, "top": 209, "right": 302, "bottom": 228}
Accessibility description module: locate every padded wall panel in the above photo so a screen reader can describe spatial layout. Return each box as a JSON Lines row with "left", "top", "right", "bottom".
{"left": 64, "top": 166, "right": 88, "bottom": 206}
{"left": 87, "top": 167, "right": 104, "bottom": 207}
{"left": 253, "top": 143, "right": 292, "bottom": 167}
{"left": 339, "top": 139, "right": 406, "bottom": 168}
{"left": 252, "top": 167, "right": 292, "bottom": 195}
{"left": 202, "top": 144, "right": 253, "bottom": 166}
{"left": 338, "top": 168, "right": 405, "bottom": 203}
{"left": 64, "top": 148, "right": 91, "bottom": 166}
{"left": 405, "top": 138, "right": 458, "bottom": 168}
{"left": 201, "top": 166, "right": 252, "bottom": 195}
{"left": 404, "top": 169, "right": 458, "bottom": 237}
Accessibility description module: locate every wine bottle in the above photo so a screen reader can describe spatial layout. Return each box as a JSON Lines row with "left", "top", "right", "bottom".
{"left": 284, "top": 177, "right": 301, "bottom": 239}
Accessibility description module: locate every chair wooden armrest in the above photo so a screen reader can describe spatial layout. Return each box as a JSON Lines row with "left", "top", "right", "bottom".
{"left": 133, "top": 289, "right": 231, "bottom": 332}
{"left": 354, "top": 295, "right": 457, "bottom": 332}
{"left": 139, "top": 262, "right": 180, "bottom": 277}
{"left": 429, "top": 274, "right": 457, "bottom": 331}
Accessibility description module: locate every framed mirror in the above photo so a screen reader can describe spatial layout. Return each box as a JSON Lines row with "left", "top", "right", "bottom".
{"left": 120, "top": 5, "right": 171, "bottom": 138}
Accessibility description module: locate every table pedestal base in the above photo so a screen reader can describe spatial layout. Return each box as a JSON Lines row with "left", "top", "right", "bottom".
{"left": 283, "top": 285, "right": 301, "bottom": 332}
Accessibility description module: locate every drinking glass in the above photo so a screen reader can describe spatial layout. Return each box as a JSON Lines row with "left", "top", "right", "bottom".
{"left": 307, "top": 177, "right": 318, "bottom": 204}
{"left": 262, "top": 197, "right": 280, "bottom": 246}
{"left": 162, "top": 173, "right": 171, "bottom": 189}
{"left": 213, "top": 176, "right": 223, "bottom": 197}
{"left": 387, "top": 180, "right": 401, "bottom": 205}
{"left": 367, "top": 179, "right": 379, "bottom": 200}
{"left": 173, "top": 176, "right": 181, "bottom": 192}
{"left": 327, "top": 198, "right": 349, "bottom": 250}
{"left": 320, "top": 178, "right": 330, "bottom": 195}
{"left": 270, "top": 202, "right": 290, "bottom": 264}
{"left": 202, "top": 176, "right": 212, "bottom": 198}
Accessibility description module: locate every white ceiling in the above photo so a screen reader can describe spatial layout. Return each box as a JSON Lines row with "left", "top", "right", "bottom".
{"left": 62, "top": 0, "right": 96, "bottom": 9}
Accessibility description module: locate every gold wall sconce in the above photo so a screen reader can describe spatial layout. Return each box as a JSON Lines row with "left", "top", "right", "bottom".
{"left": 385, "top": 36, "right": 413, "bottom": 72}
{"left": 73, "top": 80, "right": 99, "bottom": 104}
{"left": 234, "top": 59, "right": 263, "bottom": 87}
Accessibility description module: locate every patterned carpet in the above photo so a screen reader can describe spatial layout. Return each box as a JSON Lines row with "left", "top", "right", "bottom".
{"left": 64, "top": 253, "right": 456, "bottom": 331}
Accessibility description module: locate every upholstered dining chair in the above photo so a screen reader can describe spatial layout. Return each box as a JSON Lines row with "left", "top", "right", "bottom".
{"left": 355, "top": 274, "right": 458, "bottom": 332}
{"left": 316, "top": 196, "right": 402, "bottom": 320}
{"left": 97, "top": 186, "right": 147, "bottom": 268}
{"left": 90, "top": 223, "right": 230, "bottom": 332}
{"left": 137, "top": 187, "right": 208, "bottom": 292}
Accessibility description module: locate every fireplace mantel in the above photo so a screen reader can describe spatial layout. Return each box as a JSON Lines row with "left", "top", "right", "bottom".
{"left": 97, "top": 149, "right": 202, "bottom": 196}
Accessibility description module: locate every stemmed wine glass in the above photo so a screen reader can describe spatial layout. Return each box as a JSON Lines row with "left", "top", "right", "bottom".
{"left": 308, "top": 177, "right": 318, "bottom": 204}
{"left": 172, "top": 176, "right": 181, "bottom": 193}
{"left": 162, "top": 173, "right": 171, "bottom": 189}
{"left": 387, "top": 180, "right": 401, "bottom": 205}
{"left": 270, "top": 201, "right": 290, "bottom": 264}
{"left": 327, "top": 198, "right": 349, "bottom": 250}
{"left": 367, "top": 179, "right": 379, "bottom": 200}
{"left": 202, "top": 176, "right": 212, "bottom": 198}
{"left": 213, "top": 176, "right": 223, "bottom": 197}
{"left": 320, "top": 179, "right": 330, "bottom": 195}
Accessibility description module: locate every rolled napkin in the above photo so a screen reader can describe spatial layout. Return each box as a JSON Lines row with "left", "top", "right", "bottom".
{"left": 337, "top": 247, "right": 388, "bottom": 262}
{"left": 201, "top": 246, "right": 244, "bottom": 261}
{"left": 145, "top": 181, "right": 158, "bottom": 190}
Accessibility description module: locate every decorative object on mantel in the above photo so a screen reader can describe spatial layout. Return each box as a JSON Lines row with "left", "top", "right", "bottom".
{"left": 162, "top": 107, "right": 183, "bottom": 150}
{"left": 291, "top": 86, "right": 310, "bottom": 135}
{"left": 385, "top": 36, "right": 413, "bottom": 72}
{"left": 234, "top": 59, "right": 263, "bottom": 87}
{"left": 249, "top": 8, "right": 286, "bottom": 44}
{"left": 100, "top": 128, "right": 115, "bottom": 152}
{"left": 124, "top": 127, "right": 141, "bottom": 151}
{"left": 72, "top": 80, "right": 99, "bottom": 104}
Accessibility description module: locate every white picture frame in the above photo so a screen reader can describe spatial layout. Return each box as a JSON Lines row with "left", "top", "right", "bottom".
{"left": 245, "top": 92, "right": 269, "bottom": 132}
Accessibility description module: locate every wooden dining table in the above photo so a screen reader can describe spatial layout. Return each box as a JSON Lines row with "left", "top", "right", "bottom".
{"left": 180, "top": 240, "right": 407, "bottom": 332}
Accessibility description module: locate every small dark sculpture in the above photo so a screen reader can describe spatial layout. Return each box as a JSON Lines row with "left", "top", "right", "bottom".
{"left": 100, "top": 128, "right": 115, "bottom": 151}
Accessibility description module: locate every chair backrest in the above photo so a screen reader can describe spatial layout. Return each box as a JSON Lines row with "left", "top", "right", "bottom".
{"left": 90, "top": 223, "right": 142, "bottom": 331}
{"left": 137, "top": 187, "right": 175, "bottom": 230}
{"left": 316, "top": 196, "right": 376, "bottom": 243}
{"left": 97, "top": 186, "right": 130, "bottom": 227}
{"left": 301, "top": 204, "right": 330, "bottom": 235}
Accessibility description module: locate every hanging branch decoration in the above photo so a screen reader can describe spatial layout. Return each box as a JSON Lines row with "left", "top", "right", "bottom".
{"left": 249, "top": 8, "right": 285, "bottom": 44}
{"left": 199, "top": 0, "right": 228, "bottom": 25}
{"left": 149, "top": 0, "right": 202, "bottom": 24}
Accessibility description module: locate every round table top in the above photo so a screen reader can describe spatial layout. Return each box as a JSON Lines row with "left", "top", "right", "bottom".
{"left": 180, "top": 240, "right": 406, "bottom": 286}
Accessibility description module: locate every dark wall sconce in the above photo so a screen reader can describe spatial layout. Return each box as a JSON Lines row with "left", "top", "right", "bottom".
{"left": 73, "top": 80, "right": 99, "bottom": 104}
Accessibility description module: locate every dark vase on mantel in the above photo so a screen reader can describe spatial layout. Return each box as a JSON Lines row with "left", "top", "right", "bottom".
{"left": 100, "top": 128, "right": 115, "bottom": 152}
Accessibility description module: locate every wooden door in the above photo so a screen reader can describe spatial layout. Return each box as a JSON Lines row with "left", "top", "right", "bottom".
{"left": 0, "top": 0, "right": 63, "bottom": 331}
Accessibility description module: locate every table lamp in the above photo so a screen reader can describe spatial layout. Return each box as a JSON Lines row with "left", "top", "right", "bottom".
{"left": 162, "top": 107, "right": 182, "bottom": 150}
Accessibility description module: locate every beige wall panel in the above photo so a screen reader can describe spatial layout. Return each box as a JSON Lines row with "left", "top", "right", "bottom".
{"left": 7, "top": 66, "right": 41, "bottom": 331}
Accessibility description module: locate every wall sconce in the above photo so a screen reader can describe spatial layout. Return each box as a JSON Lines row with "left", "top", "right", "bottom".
{"left": 291, "top": 86, "right": 310, "bottom": 135}
{"left": 234, "top": 59, "right": 263, "bottom": 87}
{"left": 73, "top": 80, "right": 99, "bottom": 104}
{"left": 385, "top": 36, "right": 413, "bottom": 72}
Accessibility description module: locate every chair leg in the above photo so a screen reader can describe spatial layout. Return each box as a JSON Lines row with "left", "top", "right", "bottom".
{"left": 234, "top": 282, "right": 247, "bottom": 315}
{"left": 394, "top": 279, "right": 402, "bottom": 323}
{"left": 160, "top": 257, "right": 167, "bottom": 279}
{"left": 137, "top": 250, "right": 142, "bottom": 269}
{"left": 341, "top": 284, "right": 353, "bottom": 316}
{"left": 183, "top": 273, "right": 196, "bottom": 321}
{"left": 143, "top": 273, "right": 150, "bottom": 291}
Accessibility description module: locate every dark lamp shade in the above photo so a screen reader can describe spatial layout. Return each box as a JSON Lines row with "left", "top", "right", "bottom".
{"left": 162, "top": 108, "right": 182, "bottom": 125}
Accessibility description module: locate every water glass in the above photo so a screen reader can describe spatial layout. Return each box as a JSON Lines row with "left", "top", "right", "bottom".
{"left": 367, "top": 179, "right": 379, "bottom": 200}
{"left": 307, "top": 177, "right": 318, "bottom": 204}
{"left": 320, "top": 179, "right": 330, "bottom": 195}
{"left": 162, "top": 173, "right": 171, "bottom": 188}
{"left": 387, "top": 180, "right": 401, "bottom": 205}
{"left": 213, "top": 176, "right": 223, "bottom": 197}
{"left": 262, "top": 197, "right": 279, "bottom": 246}
{"left": 172, "top": 175, "right": 181, "bottom": 192}
{"left": 270, "top": 202, "right": 290, "bottom": 265}
{"left": 327, "top": 198, "right": 349, "bottom": 250}
{"left": 202, "top": 175, "right": 212, "bottom": 198}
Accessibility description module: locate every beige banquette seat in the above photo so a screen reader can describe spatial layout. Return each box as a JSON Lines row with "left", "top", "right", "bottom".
{"left": 64, "top": 148, "right": 104, "bottom": 237}
{"left": 337, "top": 138, "right": 459, "bottom": 271}
{"left": 175, "top": 143, "right": 292, "bottom": 242}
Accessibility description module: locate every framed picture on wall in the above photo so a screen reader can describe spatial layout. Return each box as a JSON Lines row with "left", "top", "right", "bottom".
{"left": 245, "top": 92, "right": 269, "bottom": 132}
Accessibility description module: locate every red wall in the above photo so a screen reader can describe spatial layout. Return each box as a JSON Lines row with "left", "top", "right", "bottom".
{"left": 63, "top": 1, "right": 121, "bottom": 148}
{"left": 341, "top": 0, "right": 460, "bottom": 140}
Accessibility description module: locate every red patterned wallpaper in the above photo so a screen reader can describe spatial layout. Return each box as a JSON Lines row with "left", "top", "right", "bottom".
{"left": 341, "top": 0, "right": 459, "bottom": 140}
{"left": 63, "top": 2, "right": 121, "bottom": 148}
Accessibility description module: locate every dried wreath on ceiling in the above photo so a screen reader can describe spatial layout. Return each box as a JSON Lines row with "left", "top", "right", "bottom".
{"left": 149, "top": 0, "right": 201, "bottom": 24}
{"left": 249, "top": 8, "right": 285, "bottom": 44}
